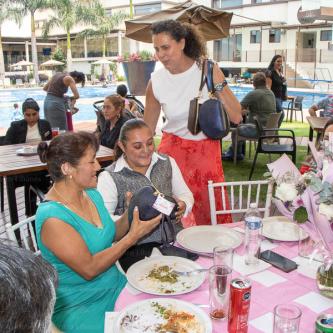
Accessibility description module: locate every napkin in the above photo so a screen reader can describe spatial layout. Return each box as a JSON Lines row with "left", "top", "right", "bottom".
{"left": 293, "top": 256, "right": 322, "bottom": 279}
{"left": 233, "top": 253, "right": 271, "bottom": 275}
{"left": 104, "top": 311, "right": 119, "bottom": 333}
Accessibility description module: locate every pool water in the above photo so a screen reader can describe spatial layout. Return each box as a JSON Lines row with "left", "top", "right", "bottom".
{"left": 0, "top": 84, "right": 329, "bottom": 129}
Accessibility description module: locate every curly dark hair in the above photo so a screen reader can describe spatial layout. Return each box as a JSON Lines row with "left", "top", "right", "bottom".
{"left": 69, "top": 70, "right": 85, "bottom": 87}
{"left": 151, "top": 20, "right": 206, "bottom": 62}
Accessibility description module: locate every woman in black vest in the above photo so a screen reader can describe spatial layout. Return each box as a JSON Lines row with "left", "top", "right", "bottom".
{"left": 266, "top": 55, "right": 287, "bottom": 126}
{"left": 97, "top": 119, "right": 194, "bottom": 271}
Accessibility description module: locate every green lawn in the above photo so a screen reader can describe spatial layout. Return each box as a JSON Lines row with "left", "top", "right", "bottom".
{"left": 280, "top": 121, "right": 309, "bottom": 137}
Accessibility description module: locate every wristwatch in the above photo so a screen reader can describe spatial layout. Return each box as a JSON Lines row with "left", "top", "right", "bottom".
{"left": 214, "top": 80, "right": 228, "bottom": 92}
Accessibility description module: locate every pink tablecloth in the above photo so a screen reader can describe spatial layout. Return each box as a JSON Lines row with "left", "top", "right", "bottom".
{"left": 114, "top": 223, "right": 333, "bottom": 332}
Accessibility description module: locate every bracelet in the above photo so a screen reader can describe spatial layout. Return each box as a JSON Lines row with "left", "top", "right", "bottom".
{"left": 214, "top": 80, "right": 228, "bottom": 92}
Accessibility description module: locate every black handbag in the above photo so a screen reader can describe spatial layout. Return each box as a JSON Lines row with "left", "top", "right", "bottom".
{"left": 198, "top": 59, "right": 230, "bottom": 140}
{"left": 127, "top": 185, "right": 178, "bottom": 245}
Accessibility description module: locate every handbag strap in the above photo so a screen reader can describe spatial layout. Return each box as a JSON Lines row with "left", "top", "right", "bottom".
{"left": 206, "top": 59, "right": 215, "bottom": 94}
{"left": 197, "top": 59, "right": 206, "bottom": 98}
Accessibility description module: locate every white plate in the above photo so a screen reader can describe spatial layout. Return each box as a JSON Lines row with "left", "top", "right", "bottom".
{"left": 126, "top": 256, "right": 205, "bottom": 296}
{"left": 176, "top": 225, "right": 243, "bottom": 254}
{"left": 113, "top": 298, "right": 212, "bottom": 333}
{"left": 262, "top": 216, "right": 308, "bottom": 241}
{"left": 16, "top": 146, "right": 38, "bottom": 156}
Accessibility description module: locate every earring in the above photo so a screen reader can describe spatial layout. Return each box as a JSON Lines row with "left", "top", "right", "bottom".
{"left": 69, "top": 175, "right": 73, "bottom": 180}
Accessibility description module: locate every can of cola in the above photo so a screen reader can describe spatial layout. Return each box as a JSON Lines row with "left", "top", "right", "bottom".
{"left": 228, "top": 277, "right": 252, "bottom": 333}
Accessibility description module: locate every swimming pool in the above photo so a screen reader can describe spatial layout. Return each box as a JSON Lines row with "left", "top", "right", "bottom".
{"left": 0, "top": 84, "right": 329, "bottom": 129}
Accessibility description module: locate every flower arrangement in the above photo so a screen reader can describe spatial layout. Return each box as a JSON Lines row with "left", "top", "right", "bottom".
{"left": 117, "top": 50, "right": 156, "bottom": 62}
{"left": 266, "top": 151, "right": 333, "bottom": 297}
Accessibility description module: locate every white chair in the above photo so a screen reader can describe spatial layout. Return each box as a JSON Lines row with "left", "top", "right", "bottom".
{"left": 208, "top": 179, "right": 274, "bottom": 225}
{"left": 5, "top": 215, "right": 40, "bottom": 254}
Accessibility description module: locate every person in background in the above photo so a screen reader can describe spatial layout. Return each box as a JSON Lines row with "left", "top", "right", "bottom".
{"left": 36, "top": 131, "right": 161, "bottom": 333}
{"left": 308, "top": 95, "right": 333, "bottom": 118}
{"left": 4, "top": 98, "right": 52, "bottom": 144}
{"left": 0, "top": 242, "right": 58, "bottom": 333}
{"left": 222, "top": 72, "right": 276, "bottom": 161}
{"left": 144, "top": 19, "right": 242, "bottom": 225}
{"left": 43, "top": 71, "right": 85, "bottom": 130}
{"left": 11, "top": 102, "right": 22, "bottom": 121}
{"left": 266, "top": 54, "right": 287, "bottom": 126}
{"left": 100, "top": 94, "right": 133, "bottom": 149}
{"left": 4, "top": 98, "right": 52, "bottom": 216}
{"left": 116, "top": 84, "right": 142, "bottom": 118}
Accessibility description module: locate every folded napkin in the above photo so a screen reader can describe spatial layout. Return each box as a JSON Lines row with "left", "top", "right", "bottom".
{"left": 104, "top": 311, "right": 119, "bottom": 333}
{"left": 294, "top": 256, "right": 322, "bottom": 279}
{"left": 233, "top": 253, "right": 271, "bottom": 275}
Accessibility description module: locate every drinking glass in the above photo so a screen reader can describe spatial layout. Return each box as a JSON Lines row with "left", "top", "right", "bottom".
{"left": 51, "top": 127, "right": 60, "bottom": 137}
{"left": 273, "top": 304, "right": 302, "bottom": 333}
{"left": 209, "top": 265, "right": 232, "bottom": 320}
{"left": 213, "top": 246, "right": 234, "bottom": 270}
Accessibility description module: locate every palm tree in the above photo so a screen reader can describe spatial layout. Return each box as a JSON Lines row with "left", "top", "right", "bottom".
{"left": 76, "top": 11, "right": 128, "bottom": 59}
{"left": 16, "top": 0, "right": 51, "bottom": 85}
{"left": 0, "top": 1, "right": 22, "bottom": 81}
{"left": 42, "top": 0, "right": 104, "bottom": 71}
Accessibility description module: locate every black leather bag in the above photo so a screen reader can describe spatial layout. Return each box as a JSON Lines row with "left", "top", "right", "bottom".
{"left": 127, "top": 185, "right": 178, "bottom": 245}
{"left": 198, "top": 60, "right": 230, "bottom": 140}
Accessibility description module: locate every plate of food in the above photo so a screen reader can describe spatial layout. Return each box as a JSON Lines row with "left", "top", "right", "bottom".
{"left": 113, "top": 298, "right": 212, "bottom": 333}
{"left": 126, "top": 256, "right": 205, "bottom": 296}
{"left": 176, "top": 225, "right": 243, "bottom": 255}
{"left": 16, "top": 146, "right": 38, "bottom": 156}
{"left": 262, "top": 216, "right": 308, "bottom": 241}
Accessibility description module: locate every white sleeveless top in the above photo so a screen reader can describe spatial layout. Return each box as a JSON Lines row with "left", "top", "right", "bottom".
{"left": 151, "top": 61, "right": 209, "bottom": 140}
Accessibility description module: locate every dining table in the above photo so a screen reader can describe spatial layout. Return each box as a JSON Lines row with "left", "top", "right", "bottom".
{"left": 107, "top": 222, "right": 333, "bottom": 333}
{"left": 0, "top": 142, "right": 114, "bottom": 225}
{"left": 307, "top": 116, "right": 331, "bottom": 149}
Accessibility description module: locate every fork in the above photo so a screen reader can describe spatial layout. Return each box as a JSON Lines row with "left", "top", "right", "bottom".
{"left": 172, "top": 268, "right": 208, "bottom": 276}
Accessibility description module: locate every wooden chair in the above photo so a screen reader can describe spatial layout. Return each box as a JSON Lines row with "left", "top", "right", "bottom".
{"left": 5, "top": 215, "right": 40, "bottom": 254}
{"left": 208, "top": 179, "right": 274, "bottom": 224}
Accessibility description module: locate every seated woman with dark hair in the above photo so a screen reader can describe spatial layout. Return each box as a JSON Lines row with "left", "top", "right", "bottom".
{"left": 3, "top": 98, "right": 52, "bottom": 216}
{"left": 4, "top": 98, "right": 52, "bottom": 144}
{"left": 36, "top": 131, "right": 161, "bottom": 333}
{"left": 100, "top": 94, "right": 134, "bottom": 149}
{"left": 98, "top": 119, "right": 194, "bottom": 270}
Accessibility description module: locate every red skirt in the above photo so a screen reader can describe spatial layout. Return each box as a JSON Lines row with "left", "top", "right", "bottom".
{"left": 158, "top": 132, "right": 231, "bottom": 225}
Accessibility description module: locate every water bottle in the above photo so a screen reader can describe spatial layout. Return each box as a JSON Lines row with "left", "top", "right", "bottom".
{"left": 244, "top": 203, "right": 262, "bottom": 265}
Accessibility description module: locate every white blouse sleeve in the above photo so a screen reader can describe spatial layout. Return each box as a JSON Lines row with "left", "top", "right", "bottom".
{"left": 97, "top": 170, "right": 121, "bottom": 221}
{"left": 169, "top": 157, "right": 194, "bottom": 216}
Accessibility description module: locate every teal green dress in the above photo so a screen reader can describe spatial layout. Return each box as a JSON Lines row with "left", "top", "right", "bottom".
{"left": 36, "top": 188, "right": 127, "bottom": 333}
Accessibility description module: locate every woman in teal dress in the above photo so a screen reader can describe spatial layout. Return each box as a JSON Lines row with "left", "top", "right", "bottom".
{"left": 36, "top": 131, "right": 161, "bottom": 333}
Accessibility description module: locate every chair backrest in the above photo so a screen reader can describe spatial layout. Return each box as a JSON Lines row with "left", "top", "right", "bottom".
{"left": 5, "top": 216, "right": 40, "bottom": 254}
{"left": 294, "top": 96, "right": 304, "bottom": 109}
{"left": 208, "top": 179, "right": 274, "bottom": 225}
{"left": 265, "top": 113, "right": 281, "bottom": 130}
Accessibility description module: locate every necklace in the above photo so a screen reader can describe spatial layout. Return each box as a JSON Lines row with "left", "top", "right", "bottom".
{"left": 52, "top": 185, "right": 103, "bottom": 229}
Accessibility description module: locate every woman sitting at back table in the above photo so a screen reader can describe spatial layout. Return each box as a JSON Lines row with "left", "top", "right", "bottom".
{"left": 4, "top": 98, "right": 52, "bottom": 144}
{"left": 100, "top": 94, "right": 133, "bottom": 149}
{"left": 36, "top": 131, "right": 161, "bottom": 333}
{"left": 98, "top": 119, "right": 194, "bottom": 270}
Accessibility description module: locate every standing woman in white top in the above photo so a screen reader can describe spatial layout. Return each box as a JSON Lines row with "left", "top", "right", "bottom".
{"left": 144, "top": 20, "right": 242, "bottom": 226}
{"left": 4, "top": 98, "right": 52, "bottom": 145}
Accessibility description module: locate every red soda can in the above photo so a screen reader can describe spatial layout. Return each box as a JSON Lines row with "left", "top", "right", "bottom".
{"left": 228, "top": 277, "right": 252, "bottom": 333}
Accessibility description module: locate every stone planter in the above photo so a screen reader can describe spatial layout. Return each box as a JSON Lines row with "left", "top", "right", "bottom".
{"left": 122, "top": 61, "right": 156, "bottom": 96}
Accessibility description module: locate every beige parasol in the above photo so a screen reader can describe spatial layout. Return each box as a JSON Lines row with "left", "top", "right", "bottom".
{"left": 125, "top": 0, "right": 233, "bottom": 43}
{"left": 40, "top": 59, "right": 65, "bottom": 67}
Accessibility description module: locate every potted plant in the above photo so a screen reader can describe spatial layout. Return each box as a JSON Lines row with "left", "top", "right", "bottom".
{"left": 119, "top": 50, "right": 156, "bottom": 96}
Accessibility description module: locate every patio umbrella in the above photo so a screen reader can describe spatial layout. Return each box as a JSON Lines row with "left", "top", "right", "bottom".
{"left": 40, "top": 59, "right": 65, "bottom": 67}
{"left": 125, "top": 0, "right": 233, "bottom": 43}
{"left": 9, "top": 60, "right": 33, "bottom": 68}
{"left": 92, "top": 58, "right": 112, "bottom": 65}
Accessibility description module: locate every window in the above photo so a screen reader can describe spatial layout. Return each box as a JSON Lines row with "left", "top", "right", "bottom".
{"left": 250, "top": 30, "right": 261, "bottom": 44}
{"left": 214, "top": 34, "right": 242, "bottom": 62}
{"left": 213, "top": 0, "right": 242, "bottom": 9}
{"left": 134, "top": 3, "right": 161, "bottom": 15}
{"left": 320, "top": 30, "right": 332, "bottom": 41}
{"left": 105, "top": 8, "right": 112, "bottom": 17}
{"left": 252, "top": 0, "right": 262, "bottom": 3}
{"left": 269, "top": 29, "right": 281, "bottom": 43}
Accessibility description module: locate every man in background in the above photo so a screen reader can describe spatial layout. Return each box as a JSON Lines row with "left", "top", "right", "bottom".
{"left": 308, "top": 95, "right": 333, "bottom": 118}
